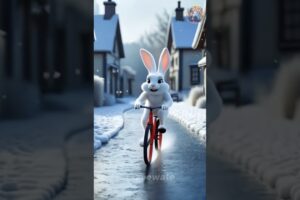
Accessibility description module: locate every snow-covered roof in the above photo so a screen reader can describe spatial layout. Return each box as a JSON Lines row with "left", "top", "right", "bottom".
{"left": 121, "top": 66, "right": 136, "bottom": 78}
{"left": 168, "top": 17, "right": 200, "bottom": 49}
{"left": 198, "top": 56, "right": 206, "bottom": 67}
{"left": 94, "top": 15, "right": 124, "bottom": 57}
{"left": 192, "top": 15, "right": 206, "bottom": 49}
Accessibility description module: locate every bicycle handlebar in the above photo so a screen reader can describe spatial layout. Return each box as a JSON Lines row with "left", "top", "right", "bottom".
{"left": 140, "top": 105, "right": 162, "bottom": 110}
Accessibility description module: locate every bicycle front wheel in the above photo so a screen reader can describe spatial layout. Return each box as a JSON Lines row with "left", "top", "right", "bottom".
{"left": 143, "top": 124, "right": 153, "bottom": 166}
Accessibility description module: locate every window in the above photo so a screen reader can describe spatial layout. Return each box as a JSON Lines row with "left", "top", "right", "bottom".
{"left": 279, "top": 0, "right": 300, "bottom": 50}
{"left": 190, "top": 65, "right": 200, "bottom": 85}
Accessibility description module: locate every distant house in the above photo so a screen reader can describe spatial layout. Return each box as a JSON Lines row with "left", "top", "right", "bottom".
{"left": 167, "top": 1, "right": 203, "bottom": 92}
{"left": 120, "top": 66, "right": 136, "bottom": 96}
{"left": 193, "top": 14, "right": 207, "bottom": 91}
{"left": 94, "top": 0, "right": 125, "bottom": 99}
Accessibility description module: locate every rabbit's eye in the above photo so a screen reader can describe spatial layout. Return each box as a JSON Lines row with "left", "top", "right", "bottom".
{"left": 147, "top": 79, "right": 150, "bottom": 83}
{"left": 158, "top": 79, "right": 163, "bottom": 84}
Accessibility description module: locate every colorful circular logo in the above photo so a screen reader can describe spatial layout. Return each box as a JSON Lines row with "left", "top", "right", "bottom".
{"left": 187, "top": 5, "right": 205, "bottom": 23}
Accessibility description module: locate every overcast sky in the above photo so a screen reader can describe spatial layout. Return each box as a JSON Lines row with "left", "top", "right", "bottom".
{"left": 95, "top": 0, "right": 206, "bottom": 43}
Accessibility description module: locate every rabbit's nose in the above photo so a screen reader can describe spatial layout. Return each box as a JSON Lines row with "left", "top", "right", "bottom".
{"left": 150, "top": 84, "right": 156, "bottom": 88}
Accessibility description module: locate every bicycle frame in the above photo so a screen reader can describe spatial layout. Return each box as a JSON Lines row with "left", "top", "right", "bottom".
{"left": 147, "top": 109, "right": 155, "bottom": 162}
{"left": 140, "top": 105, "right": 162, "bottom": 165}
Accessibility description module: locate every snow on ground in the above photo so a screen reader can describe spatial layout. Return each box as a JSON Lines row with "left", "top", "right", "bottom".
{"left": 0, "top": 111, "right": 90, "bottom": 200}
{"left": 94, "top": 97, "right": 134, "bottom": 151}
{"left": 169, "top": 102, "right": 206, "bottom": 143}
{"left": 55, "top": 129, "right": 92, "bottom": 200}
{"left": 209, "top": 105, "right": 300, "bottom": 200}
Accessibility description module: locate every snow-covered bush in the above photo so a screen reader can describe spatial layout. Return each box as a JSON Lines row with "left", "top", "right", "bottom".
{"left": 94, "top": 75, "right": 104, "bottom": 107}
{"left": 269, "top": 58, "right": 300, "bottom": 119}
{"left": 186, "top": 86, "right": 204, "bottom": 106}
{"left": 195, "top": 96, "right": 206, "bottom": 108}
{"left": 104, "top": 94, "right": 116, "bottom": 106}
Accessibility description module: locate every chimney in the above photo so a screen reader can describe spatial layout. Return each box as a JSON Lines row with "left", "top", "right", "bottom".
{"left": 103, "top": 0, "right": 116, "bottom": 20}
{"left": 175, "top": 1, "right": 184, "bottom": 21}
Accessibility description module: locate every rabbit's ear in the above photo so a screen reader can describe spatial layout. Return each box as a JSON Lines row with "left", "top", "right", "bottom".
{"left": 158, "top": 48, "right": 170, "bottom": 74}
{"left": 140, "top": 48, "right": 156, "bottom": 73}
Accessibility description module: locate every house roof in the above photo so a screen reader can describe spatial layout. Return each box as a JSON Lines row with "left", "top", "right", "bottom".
{"left": 192, "top": 15, "right": 206, "bottom": 49}
{"left": 121, "top": 65, "right": 136, "bottom": 76}
{"left": 198, "top": 56, "right": 206, "bottom": 67}
{"left": 167, "top": 17, "right": 200, "bottom": 49}
{"left": 94, "top": 14, "right": 125, "bottom": 58}
{"left": 121, "top": 65, "right": 136, "bottom": 79}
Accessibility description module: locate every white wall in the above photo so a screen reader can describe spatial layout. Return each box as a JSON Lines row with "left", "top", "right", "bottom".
{"left": 182, "top": 50, "right": 202, "bottom": 90}
{"left": 107, "top": 53, "right": 117, "bottom": 65}
{"left": 106, "top": 42, "right": 121, "bottom": 67}
{"left": 169, "top": 48, "right": 180, "bottom": 91}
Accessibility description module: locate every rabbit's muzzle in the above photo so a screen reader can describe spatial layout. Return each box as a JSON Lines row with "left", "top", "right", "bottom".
{"left": 150, "top": 88, "right": 158, "bottom": 92}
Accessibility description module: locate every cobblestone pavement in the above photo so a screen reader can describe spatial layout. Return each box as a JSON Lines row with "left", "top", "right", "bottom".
{"left": 94, "top": 109, "right": 206, "bottom": 200}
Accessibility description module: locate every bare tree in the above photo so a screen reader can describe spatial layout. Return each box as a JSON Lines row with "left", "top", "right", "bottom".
{"left": 139, "top": 10, "right": 171, "bottom": 57}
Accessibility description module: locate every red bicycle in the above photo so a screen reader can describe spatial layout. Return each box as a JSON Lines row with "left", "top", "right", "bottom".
{"left": 140, "top": 105, "right": 164, "bottom": 166}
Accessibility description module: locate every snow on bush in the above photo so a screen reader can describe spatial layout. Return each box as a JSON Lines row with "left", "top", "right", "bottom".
{"left": 186, "top": 86, "right": 204, "bottom": 106}
{"left": 94, "top": 75, "right": 104, "bottom": 107}
{"left": 104, "top": 93, "right": 116, "bottom": 106}
{"left": 195, "top": 96, "right": 206, "bottom": 108}
{"left": 269, "top": 59, "right": 300, "bottom": 119}
{"left": 169, "top": 102, "right": 206, "bottom": 142}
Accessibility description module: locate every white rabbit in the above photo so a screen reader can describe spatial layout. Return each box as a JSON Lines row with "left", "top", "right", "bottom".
{"left": 134, "top": 48, "right": 173, "bottom": 145}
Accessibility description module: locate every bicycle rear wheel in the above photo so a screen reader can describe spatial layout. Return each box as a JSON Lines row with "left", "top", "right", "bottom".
{"left": 155, "top": 119, "right": 163, "bottom": 150}
{"left": 143, "top": 124, "right": 153, "bottom": 165}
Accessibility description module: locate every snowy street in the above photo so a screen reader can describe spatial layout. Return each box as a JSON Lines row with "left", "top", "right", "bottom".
{"left": 94, "top": 98, "right": 134, "bottom": 150}
{"left": 207, "top": 152, "right": 277, "bottom": 200}
{"left": 94, "top": 109, "right": 206, "bottom": 200}
{"left": 54, "top": 128, "right": 93, "bottom": 200}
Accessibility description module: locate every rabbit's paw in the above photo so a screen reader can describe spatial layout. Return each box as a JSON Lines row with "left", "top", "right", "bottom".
{"left": 134, "top": 102, "right": 141, "bottom": 109}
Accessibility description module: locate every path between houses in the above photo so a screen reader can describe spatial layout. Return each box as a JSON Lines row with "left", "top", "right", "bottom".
{"left": 94, "top": 109, "right": 206, "bottom": 200}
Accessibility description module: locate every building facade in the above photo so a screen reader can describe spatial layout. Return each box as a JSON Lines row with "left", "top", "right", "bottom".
{"left": 94, "top": 0, "right": 125, "bottom": 99}
{"left": 0, "top": 0, "right": 92, "bottom": 117}
{"left": 167, "top": 1, "right": 203, "bottom": 92}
